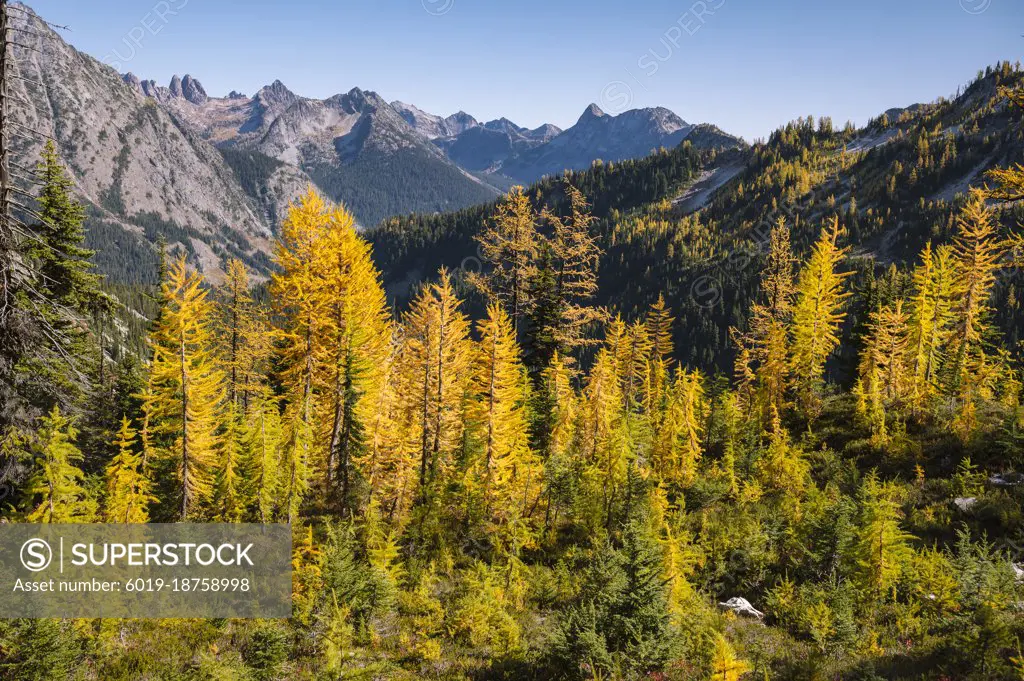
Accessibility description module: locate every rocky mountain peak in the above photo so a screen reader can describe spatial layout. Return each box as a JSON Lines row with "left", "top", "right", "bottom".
{"left": 345, "top": 86, "right": 370, "bottom": 108}
{"left": 256, "top": 80, "right": 298, "bottom": 108}
{"left": 577, "top": 103, "right": 606, "bottom": 125}
{"left": 123, "top": 72, "right": 207, "bottom": 105}
{"left": 444, "top": 111, "right": 479, "bottom": 136}
{"left": 483, "top": 117, "right": 523, "bottom": 134}
{"left": 637, "top": 106, "right": 687, "bottom": 133}
{"left": 530, "top": 123, "right": 563, "bottom": 139}
{"left": 180, "top": 74, "right": 208, "bottom": 104}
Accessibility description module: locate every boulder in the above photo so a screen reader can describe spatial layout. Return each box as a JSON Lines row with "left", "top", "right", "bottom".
{"left": 718, "top": 597, "right": 764, "bottom": 619}
{"left": 954, "top": 497, "right": 977, "bottom": 511}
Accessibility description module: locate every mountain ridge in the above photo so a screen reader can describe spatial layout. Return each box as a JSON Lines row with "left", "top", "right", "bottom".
{"left": 3, "top": 1, "right": 743, "bottom": 286}
{"left": 132, "top": 69, "right": 741, "bottom": 195}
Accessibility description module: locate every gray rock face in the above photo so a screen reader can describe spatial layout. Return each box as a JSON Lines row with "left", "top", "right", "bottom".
{"left": 954, "top": 497, "right": 978, "bottom": 511}
{"left": 10, "top": 4, "right": 271, "bottom": 282}
{"left": 140, "top": 79, "right": 169, "bottom": 101}
{"left": 443, "top": 111, "right": 480, "bottom": 137}
{"left": 180, "top": 75, "right": 207, "bottom": 105}
{"left": 148, "top": 76, "right": 499, "bottom": 225}
{"left": 391, "top": 102, "right": 487, "bottom": 140}
{"left": 124, "top": 72, "right": 209, "bottom": 106}
{"left": 257, "top": 79, "right": 299, "bottom": 109}
{"left": 122, "top": 72, "right": 141, "bottom": 90}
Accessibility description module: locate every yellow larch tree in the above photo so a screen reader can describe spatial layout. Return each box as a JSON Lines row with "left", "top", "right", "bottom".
{"left": 944, "top": 191, "right": 1006, "bottom": 439}
{"left": 104, "top": 417, "right": 155, "bottom": 523}
{"left": 644, "top": 294, "right": 675, "bottom": 420}
{"left": 755, "top": 220, "right": 798, "bottom": 415}
{"left": 26, "top": 407, "right": 95, "bottom": 523}
{"left": 467, "top": 303, "right": 540, "bottom": 547}
{"left": 730, "top": 331, "right": 756, "bottom": 414}
{"left": 215, "top": 259, "right": 270, "bottom": 520}
{"left": 292, "top": 524, "right": 324, "bottom": 626}
{"left": 619, "top": 320, "right": 653, "bottom": 417}
{"left": 272, "top": 188, "right": 334, "bottom": 521}
{"left": 539, "top": 182, "right": 606, "bottom": 357}
{"left": 217, "top": 258, "right": 259, "bottom": 410}
{"left": 242, "top": 389, "right": 283, "bottom": 523}
{"left": 313, "top": 199, "right": 392, "bottom": 507}
{"left": 145, "top": 255, "right": 224, "bottom": 521}
{"left": 731, "top": 218, "right": 795, "bottom": 422}
{"left": 855, "top": 301, "right": 911, "bottom": 446}
{"left": 401, "top": 270, "right": 473, "bottom": 508}
{"left": 717, "top": 391, "right": 742, "bottom": 497}
{"left": 540, "top": 352, "right": 577, "bottom": 461}
{"left": 358, "top": 330, "right": 419, "bottom": 527}
{"left": 468, "top": 185, "right": 539, "bottom": 334}
{"left": 576, "top": 347, "right": 628, "bottom": 526}
{"left": 756, "top": 406, "right": 809, "bottom": 504}
{"left": 851, "top": 473, "right": 913, "bottom": 599}
{"left": 907, "top": 243, "right": 956, "bottom": 416}
{"left": 789, "top": 217, "right": 852, "bottom": 417}
{"left": 216, "top": 404, "right": 246, "bottom": 522}
{"left": 709, "top": 634, "right": 751, "bottom": 681}
{"left": 667, "top": 368, "right": 707, "bottom": 487}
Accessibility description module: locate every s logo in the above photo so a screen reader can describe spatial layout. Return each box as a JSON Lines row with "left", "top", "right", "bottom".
{"left": 20, "top": 538, "right": 52, "bottom": 572}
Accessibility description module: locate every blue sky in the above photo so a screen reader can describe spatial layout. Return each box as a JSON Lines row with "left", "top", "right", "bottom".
{"left": 26, "top": 0, "right": 1024, "bottom": 140}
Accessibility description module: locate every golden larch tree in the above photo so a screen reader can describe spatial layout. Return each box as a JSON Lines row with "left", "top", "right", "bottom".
{"left": 467, "top": 303, "right": 540, "bottom": 545}
{"left": 314, "top": 203, "right": 392, "bottom": 507}
{"left": 789, "top": 217, "right": 852, "bottom": 417}
{"left": 26, "top": 407, "right": 95, "bottom": 523}
{"left": 468, "top": 186, "right": 539, "bottom": 334}
{"left": 944, "top": 191, "right": 1006, "bottom": 438}
{"left": 104, "top": 417, "right": 155, "bottom": 523}
{"left": 401, "top": 270, "right": 473, "bottom": 506}
{"left": 272, "top": 188, "right": 334, "bottom": 520}
{"left": 907, "top": 242, "right": 955, "bottom": 415}
{"left": 855, "top": 301, "right": 911, "bottom": 446}
{"left": 576, "top": 347, "right": 628, "bottom": 527}
{"left": 145, "top": 256, "right": 224, "bottom": 520}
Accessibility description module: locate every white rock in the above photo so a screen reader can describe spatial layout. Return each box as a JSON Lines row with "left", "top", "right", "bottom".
{"left": 954, "top": 497, "right": 977, "bottom": 511}
{"left": 718, "top": 597, "right": 764, "bottom": 619}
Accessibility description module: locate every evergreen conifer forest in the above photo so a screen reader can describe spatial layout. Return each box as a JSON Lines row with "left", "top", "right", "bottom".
{"left": 1, "top": 16, "right": 1024, "bottom": 680}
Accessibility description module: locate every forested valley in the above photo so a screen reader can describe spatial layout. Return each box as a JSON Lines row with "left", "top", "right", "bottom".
{"left": 1, "top": 64, "right": 1024, "bottom": 681}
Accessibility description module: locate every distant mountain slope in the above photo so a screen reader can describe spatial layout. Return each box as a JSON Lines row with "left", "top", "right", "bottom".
{"left": 368, "top": 63, "right": 1024, "bottom": 371}
{"left": 394, "top": 100, "right": 742, "bottom": 186}
{"left": 499, "top": 103, "right": 699, "bottom": 182}
{"left": 392, "top": 101, "right": 482, "bottom": 139}
{"left": 9, "top": 3, "right": 273, "bottom": 283}
{"left": 149, "top": 78, "right": 502, "bottom": 225}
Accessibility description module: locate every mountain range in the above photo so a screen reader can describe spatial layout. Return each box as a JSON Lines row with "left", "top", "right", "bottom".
{"left": 13, "top": 0, "right": 1018, "bottom": 320}
{"left": 133, "top": 70, "right": 742, "bottom": 217}
{"left": 6, "top": 2, "right": 744, "bottom": 283}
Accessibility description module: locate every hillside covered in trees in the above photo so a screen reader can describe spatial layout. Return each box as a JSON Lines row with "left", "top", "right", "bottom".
{"left": 370, "top": 63, "right": 1024, "bottom": 372}
{"left": 0, "top": 66, "right": 1024, "bottom": 681}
